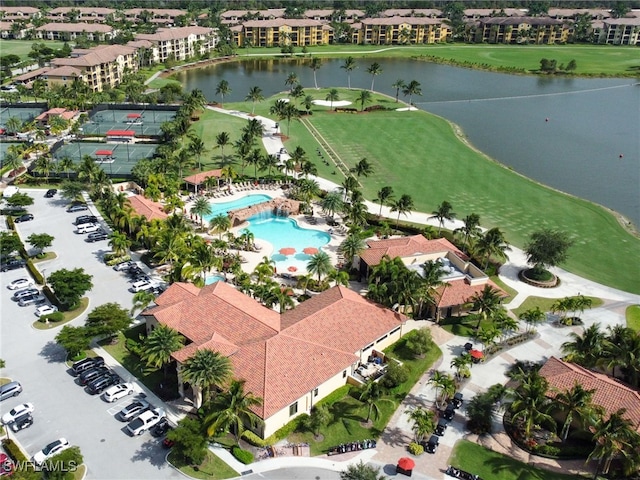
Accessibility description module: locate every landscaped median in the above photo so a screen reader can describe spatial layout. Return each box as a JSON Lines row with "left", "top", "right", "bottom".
{"left": 167, "top": 450, "right": 238, "bottom": 480}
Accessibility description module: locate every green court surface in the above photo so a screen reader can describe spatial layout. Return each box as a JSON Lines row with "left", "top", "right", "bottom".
{"left": 83, "top": 109, "right": 176, "bottom": 137}
{"left": 0, "top": 142, "right": 19, "bottom": 165}
{"left": 52, "top": 142, "right": 158, "bottom": 176}
{"left": 0, "top": 106, "right": 46, "bottom": 124}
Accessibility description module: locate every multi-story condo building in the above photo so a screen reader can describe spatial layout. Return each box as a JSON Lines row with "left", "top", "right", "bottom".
{"left": 472, "top": 16, "right": 568, "bottom": 44}
{"left": 232, "top": 19, "right": 329, "bottom": 47}
{"left": 357, "top": 16, "right": 451, "bottom": 44}
{"left": 0, "top": 6, "right": 40, "bottom": 22}
{"left": 35, "top": 23, "right": 116, "bottom": 42}
{"left": 595, "top": 17, "right": 640, "bottom": 45}
{"left": 135, "top": 26, "right": 216, "bottom": 63}
{"left": 47, "top": 7, "right": 115, "bottom": 24}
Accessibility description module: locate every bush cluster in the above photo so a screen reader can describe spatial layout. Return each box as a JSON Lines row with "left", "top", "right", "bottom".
{"left": 39, "top": 311, "right": 64, "bottom": 323}
{"left": 231, "top": 445, "right": 254, "bottom": 464}
{"left": 2, "top": 438, "right": 28, "bottom": 462}
{"left": 407, "top": 442, "right": 424, "bottom": 455}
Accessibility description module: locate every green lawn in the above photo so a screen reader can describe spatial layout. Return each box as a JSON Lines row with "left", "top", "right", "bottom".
{"left": 627, "top": 305, "right": 640, "bottom": 332}
{"left": 449, "top": 440, "right": 589, "bottom": 480}
{"left": 168, "top": 450, "right": 238, "bottom": 480}
{"left": 233, "top": 44, "right": 640, "bottom": 77}
{"left": 511, "top": 296, "right": 604, "bottom": 319}
{"left": 32, "top": 297, "right": 89, "bottom": 330}
{"left": 0, "top": 39, "right": 67, "bottom": 61}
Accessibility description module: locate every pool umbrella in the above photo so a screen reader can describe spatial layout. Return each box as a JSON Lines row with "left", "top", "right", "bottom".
{"left": 469, "top": 349, "right": 484, "bottom": 359}
{"left": 397, "top": 457, "right": 415, "bottom": 471}
{"left": 279, "top": 247, "right": 296, "bottom": 256}
{"left": 288, "top": 266, "right": 298, "bottom": 272}
{"left": 303, "top": 247, "right": 319, "bottom": 255}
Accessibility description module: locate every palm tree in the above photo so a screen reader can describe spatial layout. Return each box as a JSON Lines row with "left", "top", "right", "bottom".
{"left": 108, "top": 231, "right": 131, "bottom": 257}
{"left": 390, "top": 194, "right": 414, "bottom": 227}
{"left": 181, "top": 348, "right": 232, "bottom": 408}
{"left": 209, "top": 214, "right": 231, "bottom": 240}
{"left": 402, "top": 80, "right": 422, "bottom": 106}
{"left": 327, "top": 269, "right": 349, "bottom": 287}
{"left": 309, "top": 57, "right": 322, "bottom": 89}
{"left": 215, "top": 131, "right": 230, "bottom": 165}
{"left": 561, "top": 323, "right": 606, "bottom": 369}
{"left": 588, "top": 409, "right": 640, "bottom": 477}
{"left": 554, "top": 382, "right": 599, "bottom": 442}
{"left": 356, "top": 90, "right": 372, "bottom": 112}
{"left": 325, "top": 88, "right": 339, "bottom": 110}
{"left": 450, "top": 355, "right": 472, "bottom": 380}
{"left": 508, "top": 370, "right": 554, "bottom": 439}
{"left": 215, "top": 79, "right": 231, "bottom": 107}
{"left": 428, "top": 370, "right": 455, "bottom": 408}
{"left": 359, "top": 378, "right": 392, "bottom": 423}
{"left": 470, "top": 284, "right": 504, "bottom": 331}
{"left": 307, "top": 251, "right": 332, "bottom": 282}
{"left": 130, "top": 290, "right": 156, "bottom": 316}
{"left": 367, "top": 62, "right": 383, "bottom": 91}
{"left": 191, "top": 197, "right": 212, "bottom": 230}
{"left": 519, "top": 306, "right": 546, "bottom": 333}
{"left": 285, "top": 72, "right": 298, "bottom": 92}
{"left": 289, "top": 84, "right": 304, "bottom": 106}
{"left": 33, "top": 155, "right": 54, "bottom": 182}
{"left": 407, "top": 406, "right": 436, "bottom": 443}
{"left": 603, "top": 326, "right": 640, "bottom": 387}
{"left": 187, "top": 136, "right": 207, "bottom": 172}
{"left": 429, "top": 200, "right": 456, "bottom": 235}
{"left": 203, "top": 379, "right": 263, "bottom": 441}
{"left": 141, "top": 325, "right": 184, "bottom": 379}
{"left": 339, "top": 234, "right": 366, "bottom": 269}
{"left": 375, "top": 186, "right": 394, "bottom": 217}
{"left": 340, "top": 175, "right": 359, "bottom": 202}
{"left": 245, "top": 86, "right": 264, "bottom": 115}
{"left": 351, "top": 158, "right": 373, "bottom": 179}
{"left": 454, "top": 213, "right": 481, "bottom": 254}
{"left": 341, "top": 56, "right": 357, "bottom": 89}
{"left": 321, "top": 191, "right": 344, "bottom": 219}
{"left": 476, "top": 227, "right": 511, "bottom": 270}
{"left": 57, "top": 156, "right": 75, "bottom": 179}
{"left": 392, "top": 79, "right": 405, "bottom": 102}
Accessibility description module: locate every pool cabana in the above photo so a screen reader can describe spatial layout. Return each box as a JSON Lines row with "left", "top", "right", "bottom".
{"left": 184, "top": 169, "right": 222, "bottom": 194}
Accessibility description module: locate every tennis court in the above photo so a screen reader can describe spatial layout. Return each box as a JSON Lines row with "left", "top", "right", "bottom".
{"left": 52, "top": 142, "right": 159, "bottom": 176}
{"left": 83, "top": 108, "right": 177, "bottom": 137}
{"left": 0, "top": 106, "right": 46, "bottom": 124}
{"left": 0, "top": 142, "right": 19, "bottom": 166}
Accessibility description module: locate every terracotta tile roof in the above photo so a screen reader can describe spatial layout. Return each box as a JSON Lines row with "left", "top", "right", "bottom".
{"left": 49, "top": 7, "right": 115, "bottom": 15}
{"left": 183, "top": 169, "right": 222, "bottom": 185}
{"left": 172, "top": 332, "right": 239, "bottom": 363}
{"left": 42, "top": 66, "right": 83, "bottom": 78}
{"left": 14, "top": 67, "right": 51, "bottom": 83}
{"left": 464, "top": 8, "right": 525, "bottom": 17}
{"left": 242, "top": 18, "right": 325, "bottom": 28}
{"left": 0, "top": 7, "right": 40, "bottom": 14}
{"left": 152, "top": 281, "right": 200, "bottom": 307}
{"left": 135, "top": 26, "right": 214, "bottom": 42}
{"left": 37, "top": 22, "right": 114, "bottom": 33}
{"left": 382, "top": 9, "right": 441, "bottom": 17}
{"left": 304, "top": 9, "right": 364, "bottom": 18}
{"left": 221, "top": 9, "right": 286, "bottom": 19}
{"left": 35, "top": 108, "right": 79, "bottom": 121}
{"left": 434, "top": 278, "right": 507, "bottom": 308}
{"left": 362, "top": 16, "right": 444, "bottom": 26}
{"left": 479, "top": 16, "right": 564, "bottom": 26}
{"left": 127, "top": 194, "right": 167, "bottom": 222}
{"left": 52, "top": 45, "right": 136, "bottom": 68}
{"left": 125, "top": 8, "right": 189, "bottom": 17}
{"left": 360, "top": 234, "right": 467, "bottom": 267}
{"left": 548, "top": 8, "right": 611, "bottom": 18}
{"left": 604, "top": 17, "right": 640, "bottom": 25}
{"left": 540, "top": 357, "right": 640, "bottom": 433}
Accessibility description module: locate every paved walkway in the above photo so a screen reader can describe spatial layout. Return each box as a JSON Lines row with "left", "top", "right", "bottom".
{"left": 197, "top": 107, "right": 640, "bottom": 479}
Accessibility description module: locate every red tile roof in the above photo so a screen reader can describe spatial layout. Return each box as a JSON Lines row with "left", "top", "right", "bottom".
{"left": 183, "top": 169, "right": 222, "bottom": 186}
{"left": 434, "top": 278, "right": 507, "bottom": 308}
{"left": 146, "top": 283, "right": 406, "bottom": 421}
{"left": 127, "top": 194, "right": 167, "bottom": 222}
{"left": 540, "top": 357, "right": 640, "bottom": 433}
{"left": 360, "top": 234, "right": 467, "bottom": 267}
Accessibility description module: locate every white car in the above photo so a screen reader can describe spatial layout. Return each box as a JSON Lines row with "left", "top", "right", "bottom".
{"left": 35, "top": 305, "right": 58, "bottom": 317}
{"left": 126, "top": 408, "right": 165, "bottom": 436}
{"left": 1, "top": 403, "right": 34, "bottom": 424}
{"left": 31, "top": 438, "right": 70, "bottom": 466}
{"left": 7, "top": 278, "right": 33, "bottom": 290}
{"left": 102, "top": 383, "right": 134, "bottom": 403}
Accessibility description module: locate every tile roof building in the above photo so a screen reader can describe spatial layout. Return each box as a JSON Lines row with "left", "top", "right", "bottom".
{"left": 540, "top": 357, "right": 640, "bottom": 433}
{"left": 144, "top": 282, "right": 407, "bottom": 437}
{"left": 135, "top": 26, "right": 216, "bottom": 63}
{"left": 233, "top": 18, "right": 330, "bottom": 47}
{"left": 471, "top": 16, "right": 569, "bottom": 44}
{"left": 35, "top": 22, "right": 116, "bottom": 42}
{"left": 127, "top": 194, "right": 168, "bottom": 222}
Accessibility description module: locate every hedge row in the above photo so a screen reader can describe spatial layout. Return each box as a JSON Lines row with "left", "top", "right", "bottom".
{"left": 231, "top": 445, "right": 254, "bottom": 464}
{"left": 2, "top": 438, "right": 28, "bottom": 462}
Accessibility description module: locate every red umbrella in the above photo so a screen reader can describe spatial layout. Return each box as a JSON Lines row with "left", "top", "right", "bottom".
{"left": 469, "top": 349, "right": 484, "bottom": 359}
{"left": 279, "top": 247, "right": 296, "bottom": 256}
{"left": 127, "top": 113, "right": 142, "bottom": 119}
{"left": 303, "top": 247, "right": 319, "bottom": 255}
{"left": 288, "top": 266, "right": 298, "bottom": 272}
{"left": 397, "top": 457, "right": 415, "bottom": 471}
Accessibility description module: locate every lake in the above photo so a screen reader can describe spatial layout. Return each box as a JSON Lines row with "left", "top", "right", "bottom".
{"left": 174, "top": 57, "right": 640, "bottom": 227}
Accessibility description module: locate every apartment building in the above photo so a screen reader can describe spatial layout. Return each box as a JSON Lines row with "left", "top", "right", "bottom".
{"left": 35, "top": 22, "right": 116, "bottom": 42}
{"left": 0, "top": 6, "right": 40, "bottom": 22}
{"left": 47, "top": 7, "right": 115, "bottom": 23}
{"left": 358, "top": 16, "right": 451, "bottom": 44}
{"left": 123, "top": 9, "right": 188, "bottom": 25}
{"left": 233, "top": 18, "right": 329, "bottom": 47}
{"left": 135, "top": 26, "right": 216, "bottom": 62}
{"left": 472, "top": 16, "right": 568, "bottom": 44}
{"left": 596, "top": 17, "right": 640, "bottom": 45}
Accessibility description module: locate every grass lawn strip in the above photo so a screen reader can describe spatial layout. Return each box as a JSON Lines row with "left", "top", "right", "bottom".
{"left": 449, "top": 439, "right": 588, "bottom": 480}
{"left": 168, "top": 450, "right": 238, "bottom": 480}
{"left": 0, "top": 39, "right": 66, "bottom": 61}
{"left": 511, "top": 296, "right": 603, "bottom": 319}
{"left": 626, "top": 305, "right": 640, "bottom": 332}
{"left": 32, "top": 297, "right": 89, "bottom": 330}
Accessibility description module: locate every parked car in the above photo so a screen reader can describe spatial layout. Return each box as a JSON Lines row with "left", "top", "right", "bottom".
{"left": 130, "top": 280, "right": 152, "bottom": 293}
{"left": 7, "top": 278, "right": 33, "bottom": 290}
{"left": 76, "top": 223, "right": 100, "bottom": 235}
{"left": 434, "top": 418, "right": 449, "bottom": 436}
{"left": 423, "top": 435, "right": 439, "bottom": 454}
{"left": 113, "top": 261, "right": 134, "bottom": 272}
{"left": 74, "top": 215, "right": 97, "bottom": 226}
{"left": 10, "top": 413, "right": 33, "bottom": 432}
{"left": 44, "top": 189, "right": 57, "bottom": 198}
{"left": 85, "top": 231, "right": 108, "bottom": 242}
{"left": 35, "top": 305, "right": 58, "bottom": 317}
{"left": 71, "top": 356, "right": 105, "bottom": 376}
{"left": 1, "top": 258, "right": 26, "bottom": 272}
{"left": 31, "top": 438, "right": 70, "bottom": 466}
{"left": 442, "top": 402, "right": 456, "bottom": 421}
{"left": 452, "top": 392, "right": 464, "bottom": 409}
{"left": 86, "top": 372, "right": 121, "bottom": 395}
{"left": 13, "top": 288, "right": 39, "bottom": 300}
{"left": 1, "top": 403, "right": 34, "bottom": 424}
{"left": 78, "top": 366, "right": 109, "bottom": 386}
{"left": 126, "top": 408, "right": 165, "bottom": 436}
{"left": 151, "top": 417, "right": 171, "bottom": 437}
{"left": 118, "top": 399, "right": 150, "bottom": 422}
{"left": 18, "top": 294, "right": 46, "bottom": 307}
{"left": 0, "top": 381, "right": 22, "bottom": 401}
{"left": 66, "top": 204, "right": 88, "bottom": 213}
{"left": 102, "top": 383, "right": 135, "bottom": 403}
{"left": 14, "top": 214, "right": 34, "bottom": 223}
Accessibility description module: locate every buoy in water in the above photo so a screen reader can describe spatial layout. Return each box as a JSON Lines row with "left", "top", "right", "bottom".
{"left": 545, "top": 118, "right": 549, "bottom": 122}
{"left": 619, "top": 154, "right": 624, "bottom": 158}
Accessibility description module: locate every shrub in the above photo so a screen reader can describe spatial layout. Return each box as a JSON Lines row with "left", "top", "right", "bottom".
{"left": 231, "top": 445, "right": 254, "bottom": 464}
{"left": 241, "top": 430, "right": 268, "bottom": 447}
{"left": 407, "top": 442, "right": 424, "bottom": 455}
{"left": 125, "top": 337, "right": 144, "bottom": 357}
{"left": 2, "top": 438, "right": 29, "bottom": 462}
{"left": 535, "top": 444, "right": 561, "bottom": 457}
{"left": 40, "top": 311, "right": 64, "bottom": 323}
{"left": 104, "top": 253, "right": 131, "bottom": 266}
{"left": 381, "top": 361, "right": 410, "bottom": 389}
{"left": 25, "top": 259, "right": 44, "bottom": 284}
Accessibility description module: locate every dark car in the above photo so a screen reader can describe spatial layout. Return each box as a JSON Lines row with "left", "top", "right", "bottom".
{"left": 452, "top": 392, "right": 464, "bottom": 409}
{"left": 44, "top": 189, "right": 57, "bottom": 198}
{"left": 434, "top": 418, "right": 449, "bottom": 436}
{"left": 423, "top": 435, "right": 439, "bottom": 454}
{"left": 1, "top": 258, "right": 26, "bottom": 272}
{"left": 85, "top": 231, "right": 108, "bottom": 242}
{"left": 66, "top": 204, "right": 88, "bottom": 213}
{"left": 86, "top": 372, "right": 121, "bottom": 395}
{"left": 10, "top": 413, "right": 33, "bottom": 432}
{"left": 71, "top": 356, "right": 105, "bottom": 376}
{"left": 151, "top": 418, "right": 171, "bottom": 438}
{"left": 74, "top": 215, "right": 98, "bottom": 226}
{"left": 13, "top": 288, "right": 39, "bottom": 300}
{"left": 14, "top": 214, "right": 34, "bottom": 223}
{"left": 442, "top": 403, "right": 456, "bottom": 421}
{"left": 78, "top": 366, "right": 110, "bottom": 386}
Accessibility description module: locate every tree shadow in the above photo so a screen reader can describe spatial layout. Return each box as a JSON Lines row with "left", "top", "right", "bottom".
{"left": 130, "top": 437, "right": 168, "bottom": 469}
{"left": 39, "top": 340, "right": 67, "bottom": 364}
{"left": 380, "top": 425, "right": 412, "bottom": 448}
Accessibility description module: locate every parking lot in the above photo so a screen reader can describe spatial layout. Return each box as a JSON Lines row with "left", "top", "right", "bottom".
{"left": 1, "top": 189, "right": 180, "bottom": 479}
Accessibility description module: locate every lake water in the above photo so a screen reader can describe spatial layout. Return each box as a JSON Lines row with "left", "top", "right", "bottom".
{"left": 175, "top": 58, "right": 640, "bottom": 227}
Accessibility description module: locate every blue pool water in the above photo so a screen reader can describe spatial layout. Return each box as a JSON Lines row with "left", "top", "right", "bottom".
{"left": 203, "top": 194, "right": 272, "bottom": 222}
{"left": 205, "top": 274, "right": 226, "bottom": 285}
{"left": 245, "top": 212, "right": 331, "bottom": 270}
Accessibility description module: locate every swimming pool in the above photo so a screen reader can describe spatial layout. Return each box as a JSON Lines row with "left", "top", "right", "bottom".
{"left": 245, "top": 211, "right": 331, "bottom": 271}
{"left": 203, "top": 194, "right": 272, "bottom": 222}
{"left": 205, "top": 274, "right": 226, "bottom": 285}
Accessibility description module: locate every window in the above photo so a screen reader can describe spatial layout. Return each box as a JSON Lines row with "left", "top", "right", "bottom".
{"left": 343, "top": 370, "right": 347, "bottom": 378}
{"left": 289, "top": 402, "right": 298, "bottom": 416}
{"left": 314, "top": 388, "right": 319, "bottom": 397}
